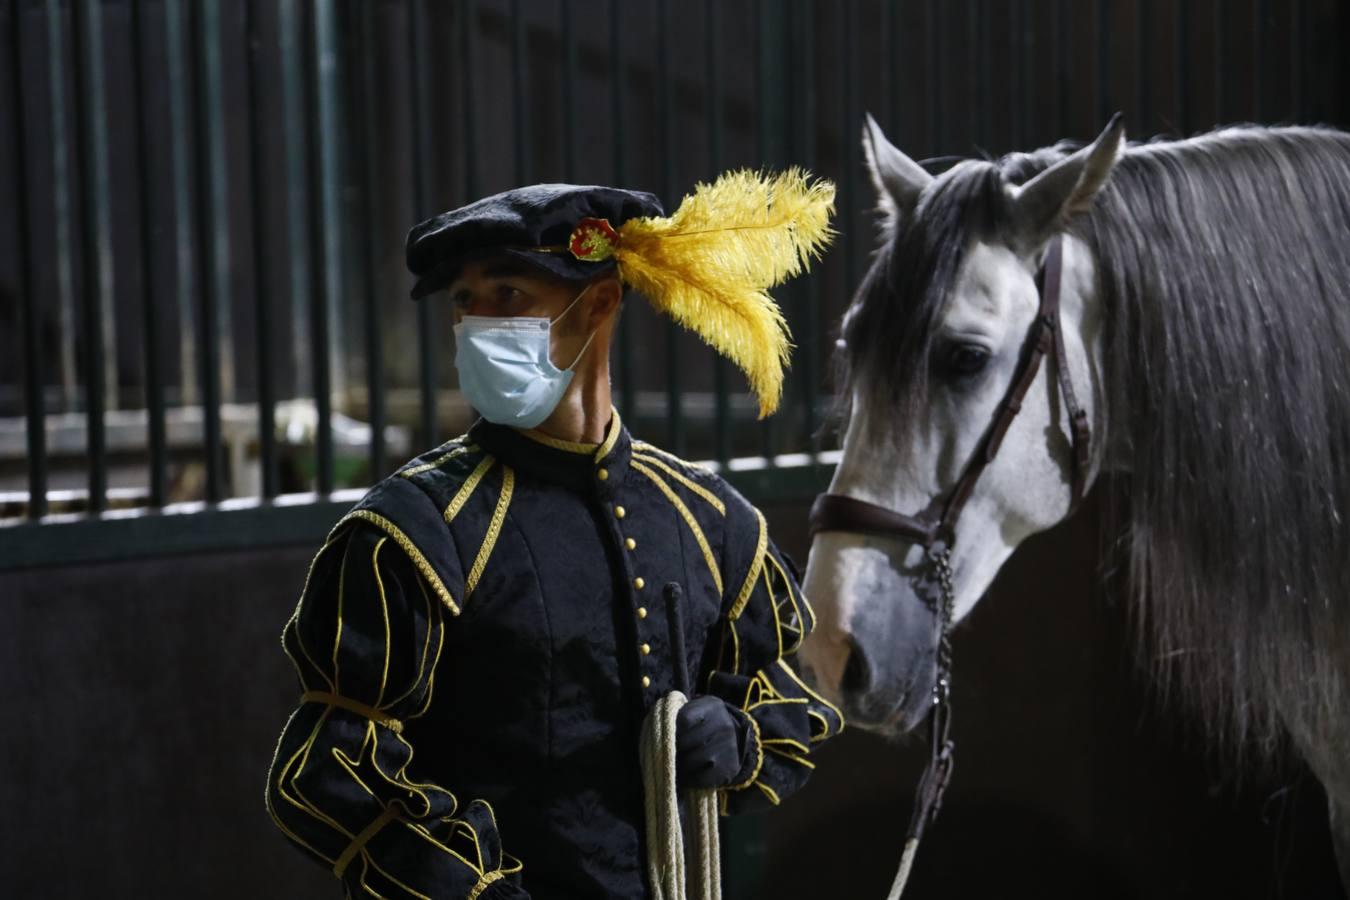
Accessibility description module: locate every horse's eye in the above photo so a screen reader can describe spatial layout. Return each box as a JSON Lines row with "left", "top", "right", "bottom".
{"left": 945, "top": 344, "right": 990, "bottom": 377}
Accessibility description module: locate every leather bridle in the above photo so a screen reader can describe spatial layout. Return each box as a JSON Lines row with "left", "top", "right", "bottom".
{"left": 806, "top": 237, "right": 1091, "bottom": 895}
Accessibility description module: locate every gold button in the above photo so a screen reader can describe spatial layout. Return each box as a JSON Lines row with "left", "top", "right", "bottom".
{"left": 598, "top": 468, "right": 609, "bottom": 481}
{"left": 634, "top": 577, "right": 645, "bottom": 590}
{"left": 642, "top": 675, "right": 651, "bottom": 688}
{"left": 641, "top": 643, "right": 651, "bottom": 655}
{"left": 637, "top": 607, "right": 648, "bottom": 619}
{"left": 625, "top": 537, "right": 637, "bottom": 550}
{"left": 614, "top": 505, "right": 626, "bottom": 519}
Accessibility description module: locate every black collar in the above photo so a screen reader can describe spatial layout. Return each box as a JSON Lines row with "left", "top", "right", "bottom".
{"left": 467, "top": 409, "right": 631, "bottom": 497}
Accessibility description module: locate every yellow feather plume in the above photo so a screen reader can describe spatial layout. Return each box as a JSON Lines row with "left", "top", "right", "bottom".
{"left": 614, "top": 168, "right": 836, "bottom": 418}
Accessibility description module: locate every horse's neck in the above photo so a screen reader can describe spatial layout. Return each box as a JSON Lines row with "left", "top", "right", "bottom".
{"left": 1059, "top": 236, "right": 1119, "bottom": 477}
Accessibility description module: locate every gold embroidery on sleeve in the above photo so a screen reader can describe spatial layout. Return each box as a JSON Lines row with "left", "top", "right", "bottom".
{"left": 632, "top": 451, "right": 726, "bottom": 515}
{"left": 301, "top": 690, "right": 405, "bottom": 734}
{"left": 399, "top": 440, "right": 476, "bottom": 478}
{"left": 729, "top": 510, "right": 768, "bottom": 620}
{"left": 334, "top": 511, "right": 460, "bottom": 615}
{"left": 333, "top": 805, "right": 400, "bottom": 878}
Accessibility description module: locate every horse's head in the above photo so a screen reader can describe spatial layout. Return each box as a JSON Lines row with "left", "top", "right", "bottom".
{"left": 800, "top": 115, "right": 1124, "bottom": 734}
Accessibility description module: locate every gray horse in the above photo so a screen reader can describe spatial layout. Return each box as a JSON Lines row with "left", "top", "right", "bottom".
{"left": 800, "top": 115, "right": 1350, "bottom": 889}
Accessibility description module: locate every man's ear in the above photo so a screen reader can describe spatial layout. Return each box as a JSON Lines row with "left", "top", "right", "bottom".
{"left": 587, "top": 275, "right": 624, "bottom": 325}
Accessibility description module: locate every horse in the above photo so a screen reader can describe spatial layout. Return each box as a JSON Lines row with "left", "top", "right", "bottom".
{"left": 798, "top": 114, "right": 1350, "bottom": 890}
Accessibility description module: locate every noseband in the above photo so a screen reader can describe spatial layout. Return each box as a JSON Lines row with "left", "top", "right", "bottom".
{"left": 808, "top": 237, "right": 1091, "bottom": 897}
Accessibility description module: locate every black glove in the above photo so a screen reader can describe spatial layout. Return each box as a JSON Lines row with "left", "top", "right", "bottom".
{"left": 675, "top": 695, "right": 743, "bottom": 789}
{"left": 479, "top": 878, "right": 530, "bottom": 900}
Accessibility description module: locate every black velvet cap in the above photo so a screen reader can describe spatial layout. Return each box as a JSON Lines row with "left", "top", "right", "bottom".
{"left": 405, "top": 183, "right": 664, "bottom": 299}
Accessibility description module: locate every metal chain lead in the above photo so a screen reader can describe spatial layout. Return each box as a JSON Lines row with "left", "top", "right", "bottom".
{"left": 932, "top": 545, "right": 955, "bottom": 707}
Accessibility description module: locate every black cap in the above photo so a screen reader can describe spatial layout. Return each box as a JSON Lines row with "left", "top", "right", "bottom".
{"left": 405, "top": 183, "right": 664, "bottom": 300}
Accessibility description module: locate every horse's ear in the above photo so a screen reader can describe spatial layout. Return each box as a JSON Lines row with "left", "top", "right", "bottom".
{"left": 861, "top": 112, "right": 932, "bottom": 227}
{"left": 1012, "top": 113, "right": 1125, "bottom": 245}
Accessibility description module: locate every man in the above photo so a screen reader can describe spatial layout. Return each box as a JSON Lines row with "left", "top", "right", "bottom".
{"left": 265, "top": 177, "right": 842, "bottom": 899}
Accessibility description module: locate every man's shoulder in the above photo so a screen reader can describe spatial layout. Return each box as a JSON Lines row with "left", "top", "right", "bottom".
{"left": 627, "top": 440, "right": 759, "bottom": 526}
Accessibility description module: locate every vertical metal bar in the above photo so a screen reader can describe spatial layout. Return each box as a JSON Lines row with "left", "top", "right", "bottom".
{"left": 706, "top": 0, "right": 729, "bottom": 463}
{"left": 315, "top": 0, "right": 346, "bottom": 407}
{"left": 1137, "top": 0, "right": 1150, "bottom": 133}
{"left": 304, "top": 1, "right": 334, "bottom": 493}
{"left": 1098, "top": 0, "right": 1111, "bottom": 124}
{"left": 408, "top": 0, "right": 436, "bottom": 445}
{"left": 1176, "top": 0, "right": 1188, "bottom": 133}
{"left": 245, "top": 0, "right": 278, "bottom": 498}
{"left": 357, "top": 0, "right": 385, "bottom": 480}
{"left": 793, "top": 0, "right": 815, "bottom": 450}
{"left": 1015, "top": 0, "right": 1030, "bottom": 147}
{"left": 1212, "top": 0, "right": 1222, "bottom": 123}
{"left": 460, "top": 0, "right": 478, "bottom": 199}
{"left": 1054, "top": 0, "right": 1068, "bottom": 137}
{"left": 841, "top": 0, "right": 857, "bottom": 298}
{"left": 756, "top": 0, "right": 781, "bottom": 460}
{"left": 202, "top": 0, "right": 235, "bottom": 404}
{"left": 130, "top": 0, "right": 167, "bottom": 508}
{"left": 927, "top": 0, "right": 941, "bottom": 154}
{"left": 44, "top": 0, "right": 78, "bottom": 414}
{"left": 511, "top": 0, "right": 529, "bottom": 183}
{"left": 1253, "top": 0, "right": 1264, "bottom": 121}
{"left": 968, "top": 0, "right": 980, "bottom": 146}
{"left": 657, "top": 0, "right": 682, "bottom": 455}
{"left": 890, "top": 0, "right": 903, "bottom": 139}
{"left": 191, "top": 0, "right": 224, "bottom": 502}
{"left": 68, "top": 0, "right": 108, "bottom": 513}
{"left": 1291, "top": 0, "right": 1305, "bottom": 122}
{"left": 166, "top": 0, "right": 201, "bottom": 409}
{"left": 279, "top": 0, "right": 311, "bottom": 405}
{"left": 562, "top": 0, "right": 577, "bottom": 180}
{"left": 610, "top": 0, "right": 635, "bottom": 425}
{"left": 11, "top": 0, "right": 47, "bottom": 518}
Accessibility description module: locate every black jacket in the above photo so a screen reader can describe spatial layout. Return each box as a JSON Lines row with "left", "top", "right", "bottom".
{"left": 265, "top": 412, "right": 843, "bottom": 899}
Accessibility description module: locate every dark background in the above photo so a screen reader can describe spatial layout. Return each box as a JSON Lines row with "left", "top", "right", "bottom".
{"left": 3, "top": 0, "right": 1349, "bottom": 897}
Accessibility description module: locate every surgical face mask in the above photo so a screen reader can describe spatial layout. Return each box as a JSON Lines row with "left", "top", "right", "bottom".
{"left": 452, "top": 287, "right": 599, "bottom": 430}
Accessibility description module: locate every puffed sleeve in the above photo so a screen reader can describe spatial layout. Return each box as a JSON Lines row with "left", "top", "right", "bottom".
{"left": 265, "top": 519, "right": 526, "bottom": 899}
{"left": 707, "top": 505, "right": 845, "bottom": 815}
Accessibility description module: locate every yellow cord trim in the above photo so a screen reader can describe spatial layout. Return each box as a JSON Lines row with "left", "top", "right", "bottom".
{"left": 632, "top": 452, "right": 726, "bottom": 515}
{"left": 467, "top": 870, "right": 505, "bottom": 900}
{"left": 301, "top": 690, "right": 405, "bottom": 734}
{"left": 721, "top": 713, "right": 763, "bottom": 792}
{"left": 632, "top": 440, "right": 715, "bottom": 475}
{"left": 776, "top": 658, "right": 846, "bottom": 737}
{"left": 400, "top": 440, "right": 476, "bottom": 477}
{"left": 594, "top": 409, "right": 623, "bottom": 461}
{"left": 519, "top": 428, "right": 597, "bottom": 454}
{"left": 631, "top": 460, "right": 723, "bottom": 595}
{"left": 445, "top": 455, "right": 497, "bottom": 523}
{"left": 333, "top": 805, "right": 400, "bottom": 879}
{"left": 729, "top": 509, "right": 768, "bottom": 620}
{"left": 466, "top": 466, "right": 514, "bottom": 599}
{"left": 334, "top": 510, "right": 461, "bottom": 615}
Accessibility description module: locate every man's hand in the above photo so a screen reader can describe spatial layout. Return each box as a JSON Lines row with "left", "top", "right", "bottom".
{"left": 675, "top": 696, "right": 742, "bottom": 789}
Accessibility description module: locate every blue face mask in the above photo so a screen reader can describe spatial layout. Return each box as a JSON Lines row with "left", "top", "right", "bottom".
{"left": 452, "top": 288, "right": 599, "bottom": 430}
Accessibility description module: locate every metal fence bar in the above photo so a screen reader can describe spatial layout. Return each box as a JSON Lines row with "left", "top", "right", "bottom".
{"left": 461, "top": 0, "right": 479, "bottom": 199}
{"left": 756, "top": 0, "right": 779, "bottom": 461}
{"left": 1053, "top": 0, "right": 1067, "bottom": 138}
{"left": 69, "top": 0, "right": 108, "bottom": 514}
{"left": 1212, "top": 0, "right": 1222, "bottom": 123}
{"left": 657, "top": 0, "right": 683, "bottom": 455}
{"left": 44, "top": 0, "right": 79, "bottom": 414}
{"left": 357, "top": 0, "right": 385, "bottom": 480}
{"left": 706, "top": 0, "right": 729, "bottom": 464}
{"left": 191, "top": 0, "right": 225, "bottom": 502}
{"left": 926, "top": 0, "right": 940, "bottom": 154}
{"left": 304, "top": 1, "right": 334, "bottom": 493}
{"left": 1015, "top": 0, "right": 1029, "bottom": 148}
{"left": 1254, "top": 0, "right": 1267, "bottom": 121}
{"left": 10, "top": 0, "right": 47, "bottom": 519}
{"left": 1098, "top": 0, "right": 1111, "bottom": 124}
{"left": 793, "top": 0, "right": 815, "bottom": 447}
{"left": 1291, "top": 0, "right": 1305, "bottom": 122}
{"left": 130, "top": 0, "right": 167, "bottom": 508}
{"left": 244, "top": 0, "right": 278, "bottom": 498}
{"left": 408, "top": 0, "right": 436, "bottom": 446}
{"left": 1176, "top": 0, "right": 1188, "bottom": 133}
{"left": 511, "top": 0, "right": 529, "bottom": 184}
{"left": 1137, "top": 0, "right": 1150, "bottom": 133}
{"left": 562, "top": 0, "right": 576, "bottom": 180}
{"left": 610, "top": 0, "right": 634, "bottom": 425}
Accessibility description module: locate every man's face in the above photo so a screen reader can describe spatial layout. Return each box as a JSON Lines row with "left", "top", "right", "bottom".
{"left": 447, "top": 256, "right": 597, "bottom": 368}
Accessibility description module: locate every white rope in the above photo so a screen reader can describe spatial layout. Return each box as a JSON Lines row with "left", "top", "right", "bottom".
{"left": 886, "top": 838, "right": 920, "bottom": 900}
{"left": 639, "top": 691, "right": 722, "bottom": 900}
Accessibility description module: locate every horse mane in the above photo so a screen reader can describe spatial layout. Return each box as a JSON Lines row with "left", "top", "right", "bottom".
{"left": 840, "top": 125, "right": 1350, "bottom": 764}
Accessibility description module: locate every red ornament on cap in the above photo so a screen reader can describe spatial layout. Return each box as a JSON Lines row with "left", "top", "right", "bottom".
{"left": 568, "top": 217, "right": 620, "bottom": 262}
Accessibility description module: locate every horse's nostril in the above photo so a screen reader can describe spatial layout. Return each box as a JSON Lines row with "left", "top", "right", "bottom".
{"left": 840, "top": 641, "right": 870, "bottom": 696}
